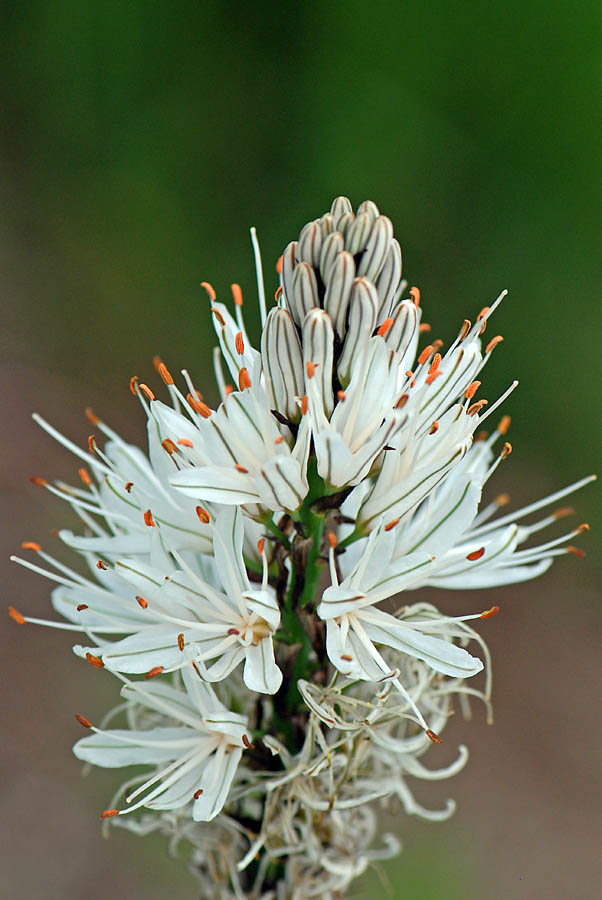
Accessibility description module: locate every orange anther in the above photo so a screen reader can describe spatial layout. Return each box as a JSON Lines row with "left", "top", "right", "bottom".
{"left": 177, "top": 438, "right": 194, "bottom": 447}
{"left": 428, "top": 353, "right": 442, "bottom": 375}
{"left": 196, "top": 506, "right": 210, "bottom": 524}
{"left": 210, "top": 306, "right": 225, "bottom": 326}
{"left": 425, "top": 370, "right": 442, "bottom": 385}
{"left": 145, "top": 666, "right": 164, "bottom": 679}
{"left": 200, "top": 282, "right": 216, "bottom": 301}
{"left": 276, "top": 255, "right": 283, "bottom": 274}
{"left": 337, "top": 390, "right": 347, "bottom": 401}
{"left": 75, "top": 714, "right": 92, "bottom": 728}
{"left": 418, "top": 323, "right": 431, "bottom": 333}
{"left": 496, "top": 415, "right": 511, "bottom": 435}
{"left": 405, "top": 370, "right": 414, "bottom": 378}
{"left": 161, "top": 438, "right": 178, "bottom": 455}
{"left": 8, "top": 606, "right": 26, "bottom": 625}
{"left": 139, "top": 384, "right": 155, "bottom": 402}
{"left": 85, "top": 407, "right": 100, "bottom": 426}
{"left": 426, "top": 729, "right": 442, "bottom": 744}
{"left": 274, "top": 435, "right": 285, "bottom": 444}
{"left": 377, "top": 317, "right": 394, "bottom": 337}
{"left": 566, "top": 545, "right": 586, "bottom": 558}
{"left": 578, "top": 523, "right": 590, "bottom": 533}
{"left": 100, "top": 809, "right": 119, "bottom": 819}
{"left": 224, "top": 384, "right": 234, "bottom": 395}
{"left": 143, "top": 509, "right": 155, "bottom": 527}
{"left": 78, "top": 467, "right": 92, "bottom": 486}
{"left": 152, "top": 355, "right": 163, "bottom": 372}
{"left": 480, "top": 605, "right": 500, "bottom": 619}
{"left": 257, "top": 538, "right": 266, "bottom": 555}
{"left": 125, "top": 481, "right": 133, "bottom": 492}
{"left": 76, "top": 604, "right": 88, "bottom": 611}
{"left": 553, "top": 506, "right": 574, "bottom": 519}
{"left": 475, "top": 430, "right": 488, "bottom": 442}
{"left": 409, "top": 286, "right": 420, "bottom": 307}
{"left": 396, "top": 394, "right": 409, "bottom": 409}
{"left": 231, "top": 283, "right": 243, "bottom": 306}
{"left": 501, "top": 442, "right": 512, "bottom": 459}
{"left": 129, "top": 376, "right": 139, "bottom": 395}
{"left": 274, "top": 285, "right": 283, "bottom": 302}
{"left": 187, "top": 393, "right": 212, "bottom": 417}
{"left": 235, "top": 464, "right": 249, "bottom": 474}
{"left": 242, "top": 734, "right": 253, "bottom": 750}
{"left": 465, "top": 381, "right": 481, "bottom": 400}
{"left": 467, "top": 400, "right": 488, "bottom": 416}
{"left": 21, "top": 541, "right": 42, "bottom": 552}
{"left": 429, "top": 421, "right": 439, "bottom": 434}
{"left": 384, "top": 517, "right": 400, "bottom": 531}
{"left": 238, "top": 367, "right": 251, "bottom": 390}
{"left": 306, "top": 361, "right": 316, "bottom": 379}
{"left": 177, "top": 633, "right": 185, "bottom": 651}
{"left": 466, "top": 547, "right": 485, "bottom": 561}
{"left": 87, "top": 435, "right": 96, "bottom": 452}
{"left": 458, "top": 319, "right": 471, "bottom": 340}
{"left": 485, "top": 335, "right": 504, "bottom": 354}
{"left": 193, "top": 789, "right": 204, "bottom": 800}
{"left": 158, "top": 362, "right": 174, "bottom": 385}
{"left": 495, "top": 493, "right": 510, "bottom": 506}
{"left": 301, "top": 395, "right": 308, "bottom": 416}
{"left": 327, "top": 532, "right": 338, "bottom": 548}
{"left": 418, "top": 345, "right": 434, "bottom": 366}
{"left": 227, "top": 628, "right": 240, "bottom": 636}
{"left": 432, "top": 340, "right": 444, "bottom": 351}
{"left": 235, "top": 332, "right": 244, "bottom": 355}
{"left": 96, "top": 560, "right": 107, "bottom": 570}
{"left": 340, "top": 654, "right": 353, "bottom": 662}
{"left": 136, "top": 596, "right": 148, "bottom": 609}
{"left": 86, "top": 652, "right": 104, "bottom": 669}
{"left": 477, "top": 306, "right": 490, "bottom": 321}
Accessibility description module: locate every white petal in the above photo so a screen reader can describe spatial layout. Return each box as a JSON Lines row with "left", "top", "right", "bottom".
{"left": 192, "top": 745, "right": 243, "bottom": 821}
{"left": 243, "top": 638, "right": 283, "bottom": 694}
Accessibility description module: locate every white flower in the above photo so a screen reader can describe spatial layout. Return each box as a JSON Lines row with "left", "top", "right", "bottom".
{"left": 74, "top": 666, "right": 249, "bottom": 822}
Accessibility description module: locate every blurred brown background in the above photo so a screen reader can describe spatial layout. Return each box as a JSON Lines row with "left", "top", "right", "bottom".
{"left": 1, "top": 2, "right": 600, "bottom": 898}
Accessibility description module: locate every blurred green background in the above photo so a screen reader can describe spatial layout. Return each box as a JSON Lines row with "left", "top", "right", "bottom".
{"left": 2, "top": 2, "right": 600, "bottom": 898}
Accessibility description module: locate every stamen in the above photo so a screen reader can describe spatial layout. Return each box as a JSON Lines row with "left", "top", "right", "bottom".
{"left": 145, "top": 666, "right": 164, "bottom": 679}
{"left": 257, "top": 538, "right": 265, "bottom": 555}
{"left": 496, "top": 493, "right": 510, "bottom": 506}
{"left": 235, "top": 332, "right": 244, "bottom": 356}
{"left": 553, "top": 507, "right": 574, "bottom": 520}
{"left": 410, "top": 286, "right": 420, "bottom": 306}
{"left": 77, "top": 604, "right": 88, "bottom": 611}
{"left": 418, "top": 323, "right": 431, "bottom": 333}
{"left": 327, "top": 532, "right": 338, "bottom": 548}
{"left": 75, "top": 714, "right": 92, "bottom": 728}
{"left": 242, "top": 734, "right": 253, "bottom": 750}
{"left": 200, "top": 282, "right": 216, "bottom": 301}
{"left": 467, "top": 400, "right": 488, "bottom": 416}
{"left": 225, "top": 385, "right": 234, "bottom": 395}
{"left": 238, "top": 367, "right": 251, "bottom": 390}
{"left": 144, "top": 510, "right": 155, "bottom": 527}
{"left": 276, "top": 255, "right": 283, "bottom": 274}
{"left": 30, "top": 476, "right": 48, "bottom": 486}
{"left": 136, "top": 596, "right": 148, "bottom": 609}
{"left": 96, "top": 560, "right": 108, "bottom": 570}
{"left": 501, "top": 442, "right": 512, "bottom": 459}
{"left": 396, "top": 394, "right": 408, "bottom": 409}
{"left": 429, "top": 421, "right": 439, "bottom": 434}
{"left": 458, "top": 319, "right": 471, "bottom": 340}
{"left": 125, "top": 481, "right": 133, "bottom": 492}
{"left": 426, "top": 729, "right": 442, "bottom": 744}
{"left": 428, "top": 353, "right": 442, "bottom": 375}
{"left": 485, "top": 335, "right": 504, "bottom": 354}
{"left": 418, "top": 345, "right": 434, "bottom": 366}
{"left": 85, "top": 407, "right": 100, "bottom": 426}
{"left": 274, "top": 285, "right": 283, "bottom": 302}
{"left": 274, "top": 435, "right": 285, "bottom": 444}
{"left": 193, "top": 789, "right": 203, "bottom": 800}
{"left": 210, "top": 306, "right": 226, "bottom": 326}
{"left": 78, "top": 467, "right": 91, "bottom": 486}
{"left": 301, "top": 395, "right": 308, "bottom": 416}
{"left": 465, "top": 380, "right": 481, "bottom": 400}
{"left": 177, "top": 634, "right": 185, "bottom": 651}
{"left": 306, "top": 361, "right": 316, "bottom": 379}
{"left": 21, "top": 541, "right": 41, "bottom": 552}
{"left": 178, "top": 438, "right": 194, "bottom": 447}
{"left": 566, "top": 546, "right": 585, "bottom": 558}
{"left": 158, "top": 362, "right": 174, "bottom": 385}
{"left": 8, "top": 606, "right": 26, "bottom": 625}
{"left": 187, "top": 393, "right": 212, "bottom": 418}
{"left": 231, "top": 284, "right": 243, "bottom": 306}
{"left": 139, "top": 384, "right": 155, "bottom": 402}
{"left": 337, "top": 390, "right": 347, "bottom": 401}
{"left": 480, "top": 606, "right": 500, "bottom": 619}
{"left": 234, "top": 464, "right": 249, "bottom": 474}
{"left": 466, "top": 547, "right": 485, "bottom": 561}
{"left": 196, "top": 506, "right": 210, "bottom": 524}
{"left": 376, "top": 317, "right": 394, "bottom": 337}
{"left": 227, "top": 628, "right": 240, "bottom": 636}
{"left": 86, "top": 653, "right": 104, "bottom": 669}
{"left": 152, "top": 355, "right": 163, "bottom": 372}
{"left": 384, "top": 517, "right": 400, "bottom": 531}
{"left": 129, "top": 376, "right": 139, "bottom": 395}
{"left": 100, "top": 809, "right": 119, "bottom": 819}
{"left": 87, "top": 435, "right": 96, "bottom": 453}
{"left": 340, "top": 654, "right": 353, "bottom": 662}
{"left": 161, "top": 438, "right": 178, "bottom": 455}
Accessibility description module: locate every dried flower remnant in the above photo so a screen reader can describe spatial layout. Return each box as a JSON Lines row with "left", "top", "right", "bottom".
{"left": 11, "top": 197, "right": 593, "bottom": 899}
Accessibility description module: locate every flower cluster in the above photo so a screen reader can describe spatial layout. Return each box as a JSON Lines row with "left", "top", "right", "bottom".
{"left": 11, "top": 198, "right": 592, "bottom": 899}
